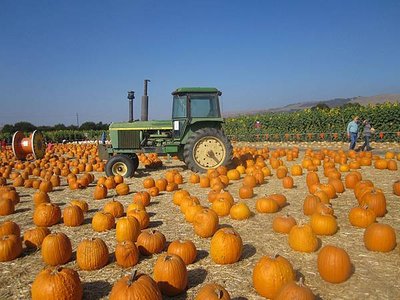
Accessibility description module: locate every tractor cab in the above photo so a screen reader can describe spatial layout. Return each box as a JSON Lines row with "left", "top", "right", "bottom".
{"left": 171, "top": 87, "right": 222, "bottom": 139}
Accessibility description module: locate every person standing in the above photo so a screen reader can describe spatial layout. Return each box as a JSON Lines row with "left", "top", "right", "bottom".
{"left": 360, "top": 119, "right": 374, "bottom": 151}
{"left": 101, "top": 131, "right": 107, "bottom": 144}
{"left": 347, "top": 116, "right": 359, "bottom": 150}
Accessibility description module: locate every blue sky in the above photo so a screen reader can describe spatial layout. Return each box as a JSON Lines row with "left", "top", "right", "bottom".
{"left": 1, "top": 0, "right": 399, "bottom": 126}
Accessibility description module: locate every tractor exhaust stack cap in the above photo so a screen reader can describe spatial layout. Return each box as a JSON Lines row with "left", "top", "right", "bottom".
{"left": 127, "top": 90, "right": 135, "bottom": 123}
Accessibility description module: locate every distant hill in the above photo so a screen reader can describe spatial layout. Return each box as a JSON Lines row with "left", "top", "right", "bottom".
{"left": 224, "top": 94, "right": 400, "bottom": 116}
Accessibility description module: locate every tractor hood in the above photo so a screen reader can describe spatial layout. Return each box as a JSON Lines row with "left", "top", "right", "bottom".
{"left": 109, "top": 120, "right": 173, "bottom": 131}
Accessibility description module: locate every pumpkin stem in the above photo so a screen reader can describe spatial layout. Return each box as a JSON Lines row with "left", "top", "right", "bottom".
{"left": 298, "top": 276, "right": 305, "bottom": 287}
{"left": 214, "top": 288, "right": 224, "bottom": 299}
{"left": 165, "top": 255, "right": 173, "bottom": 261}
{"left": 127, "top": 269, "right": 138, "bottom": 286}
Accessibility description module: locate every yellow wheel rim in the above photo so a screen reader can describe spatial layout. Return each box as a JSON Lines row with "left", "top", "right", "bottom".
{"left": 112, "top": 162, "right": 128, "bottom": 176}
{"left": 193, "top": 136, "right": 226, "bottom": 169}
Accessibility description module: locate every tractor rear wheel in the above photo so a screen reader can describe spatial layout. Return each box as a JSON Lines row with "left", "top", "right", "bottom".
{"left": 183, "top": 128, "right": 232, "bottom": 173}
{"left": 105, "top": 154, "right": 136, "bottom": 178}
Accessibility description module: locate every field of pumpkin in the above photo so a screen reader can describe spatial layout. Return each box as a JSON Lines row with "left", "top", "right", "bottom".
{"left": 0, "top": 141, "right": 399, "bottom": 299}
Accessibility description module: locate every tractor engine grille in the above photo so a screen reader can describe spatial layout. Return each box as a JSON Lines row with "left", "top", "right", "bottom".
{"left": 118, "top": 131, "right": 140, "bottom": 149}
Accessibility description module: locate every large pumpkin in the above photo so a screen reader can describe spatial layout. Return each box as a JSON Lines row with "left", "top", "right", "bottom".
{"left": 31, "top": 267, "right": 83, "bottom": 300}
{"left": 109, "top": 270, "right": 162, "bottom": 300}
{"left": 317, "top": 245, "right": 352, "bottom": 283}
{"left": 116, "top": 217, "right": 141, "bottom": 242}
{"left": 33, "top": 203, "right": 61, "bottom": 227}
{"left": 253, "top": 254, "right": 296, "bottom": 299}
{"left": 41, "top": 232, "right": 72, "bottom": 266}
{"left": 76, "top": 238, "right": 109, "bottom": 270}
{"left": 153, "top": 254, "right": 188, "bottom": 296}
{"left": 210, "top": 228, "right": 243, "bottom": 265}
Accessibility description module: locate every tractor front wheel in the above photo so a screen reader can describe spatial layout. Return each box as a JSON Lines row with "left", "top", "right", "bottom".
{"left": 183, "top": 128, "right": 232, "bottom": 173}
{"left": 105, "top": 154, "right": 136, "bottom": 178}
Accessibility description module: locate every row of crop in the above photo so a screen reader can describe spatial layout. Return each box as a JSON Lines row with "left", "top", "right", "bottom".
{"left": 223, "top": 102, "right": 400, "bottom": 142}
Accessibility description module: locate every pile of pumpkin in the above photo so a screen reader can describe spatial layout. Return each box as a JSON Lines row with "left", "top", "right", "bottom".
{"left": 0, "top": 143, "right": 399, "bottom": 299}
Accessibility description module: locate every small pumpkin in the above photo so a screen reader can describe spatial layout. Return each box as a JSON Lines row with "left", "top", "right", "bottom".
{"left": 0, "top": 198, "right": 15, "bottom": 216}
{"left": 92, "top": 211, "right": 115, "bottom": 232}
{"left": 310, "top": 213, "right": 338, "bottom": 236}
{"left": 132, "top": 191, "right": 151, "bottom": 207}
{"left": 167, "top": 240, "right": 197, "bottom": 265}
{"left": 116, "top": 183, "right": 130, "bottom": 196}
{"left": 127, "top": 208, "right": 150, "bottom": 229}
{"left": 272, "top": 214, "right": 297, "bottom": 234}
{"left": 348, "top": 205, "right": 376, "bottom": 228}
{"left": 229, "top": 202, "right": 251, "bottom": 220}
{"left": 364, "top": 223, "right": 396, "bottom": 252}
{"left": 94, "top": 184, "right": 108, "bottom": 200}
{"left": 0, "top": 234, "right": 23, "bottom": 262}
{"left": 0, "top": 220, "right": 20, "bottom": 237}
{"left": 136, "top": 230, "right": 166, "bottom": 256}
{"left": 193, "top": 208, "right": 219, "bottom": 238}
{"left": 23, "top": 227, "right": 51, "bottom": 249}
{"left": 275, "top": 278, "right": 315, "bottom": 300}
{"left": 288, "top": 223, "right": 318, "bottom": 253}
{"left": 70, "top": 199, "right": 89, "bottom": 213}
{"left": 195, "top": 283, "right": 231, "bottom": 300}
{"left": 63, "top": 205, "right": 84, "bottom": 227}
{"left": 103, "top": 199, "right": 124, "bottom": 218}
{"left": 256, "top": 197, "right": 279, "bottom": 213}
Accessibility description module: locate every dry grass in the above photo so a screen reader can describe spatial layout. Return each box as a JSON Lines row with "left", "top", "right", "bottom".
{"left": 0, "top": 141, "right": 399, "bottom": 299}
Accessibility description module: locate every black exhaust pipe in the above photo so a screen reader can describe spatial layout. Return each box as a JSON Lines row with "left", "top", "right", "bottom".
{"left": 141, "top": 79, "right": 150, "bottom": 121}
{"left": 127, "top": 90, "right": 135, "bottom": 122}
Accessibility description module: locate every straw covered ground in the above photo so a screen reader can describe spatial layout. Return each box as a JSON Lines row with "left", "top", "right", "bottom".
{"left": 0, "top": 141, "right": 399, "bottom": 299}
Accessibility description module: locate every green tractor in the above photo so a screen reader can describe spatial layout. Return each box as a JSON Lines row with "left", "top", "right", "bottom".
{"left": 99, "top": 87, "right": 233, "bottom": 177}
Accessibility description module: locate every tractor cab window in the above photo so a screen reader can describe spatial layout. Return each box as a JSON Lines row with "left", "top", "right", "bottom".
{"left": 189, "top": 94, "right": 220, "bottom": 118}
{"left": 172, "top": 95, "right": 187, "bottom": 119}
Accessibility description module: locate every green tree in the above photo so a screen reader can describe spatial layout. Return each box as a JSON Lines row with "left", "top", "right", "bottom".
{"left": 1, "top": 124, "right": 15, "bottom": 133}
{"left": 79, "top": 122, "right": 97, "bottom": 130}
{"left": 13, "top": 122, "right": 37, "bottom": 132}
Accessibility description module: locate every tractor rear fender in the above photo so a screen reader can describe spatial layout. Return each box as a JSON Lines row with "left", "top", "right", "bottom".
{"left": 180, "top": 119, "right": 224, "bottom": 144}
